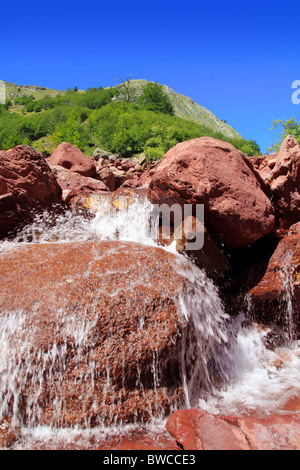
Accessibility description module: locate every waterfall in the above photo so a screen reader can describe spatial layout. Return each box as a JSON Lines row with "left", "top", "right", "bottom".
{"left": 0, "top": 193, "right": 300, "bottom": 448}
{"left": 279, "top": 252, "right": 296, "bottom": 344}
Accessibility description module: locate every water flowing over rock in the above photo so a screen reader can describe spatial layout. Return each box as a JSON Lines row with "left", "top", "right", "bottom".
{"left": 249, "top": 233, "right": 300, "bottom": 340}
{"left": 1, "top": 137, "right": 300, "bottom": 450}
{"left": 0, "top": 239, "right": 229, "bottom": 428}
{"left": 148, "top": 137, "right": 275, "bottom": 248}
{"left": 0, "top": 417, "right": 19, "bottom": 448}
{"left": 48, "top": 142, "right": 96, "bottom": 177}
{"left": 0, "top": 145, "right": 62, "bottom": 237}
{"left": 173, "top": 215, "right": 229, "bottom": 279}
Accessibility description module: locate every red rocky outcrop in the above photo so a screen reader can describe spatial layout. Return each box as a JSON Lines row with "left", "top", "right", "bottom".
{"left": 48, "top": 141, "right": 96, "bottom": 177}
{"left": 50, "top": 164, "right": 110, "bottom": 196}
{"left": 0, "top": 145, "right": 62, "bottom": 237}
{"left": 250, "top": 136, "right": 300, "bottom": 230}
{"left": 148, "top": 137, "right": 275, "bottom": 249}
{"left": 249, "top": 233, "right": 300, "bottom": 337}
{"left": 269, "top": 135, "right": 300, "bottom": 229}
{"left": 0, "top": 240, "right": 200, "bottom": 428}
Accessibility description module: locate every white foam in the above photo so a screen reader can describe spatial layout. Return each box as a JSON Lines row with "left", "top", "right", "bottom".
{"left": 1, "top": 195, "right": 299, "bottom": 448}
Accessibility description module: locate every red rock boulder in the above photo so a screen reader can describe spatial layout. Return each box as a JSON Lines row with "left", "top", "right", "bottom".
{"left": 249, "top": 233, "right": 300, "bottom": 338}
{"left": 148, "top": 137, "right": 275, "bottom": 248}
{"left": 166, "top": 408, "right": 300, "bottom": 450}
{"left": 0, "top": 145, "right": 62, "bottom": 237}
{"left": 50, "top": 164, "right": 109, "bottom": 196}
{"left": 0, "top": 240, "right": 202, "bottom": 428}
{"left": 48, "top": 142, "right": 96, "bottom": 177}
{"left": 166, "top": 409, "right": 250, "bottom": 450}
{"left": 98, "top": 167, "right": 115, "bottom": 191}
{"left": 268, "top": 135, "right": 300, "bottom": 229}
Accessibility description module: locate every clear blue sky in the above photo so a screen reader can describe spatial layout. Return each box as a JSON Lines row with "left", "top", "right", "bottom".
{"left": 1, "top": 0, "right": 300, "bottom": 153}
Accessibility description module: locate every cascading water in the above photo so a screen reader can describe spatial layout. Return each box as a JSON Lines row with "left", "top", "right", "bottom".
{"left": 0, "top": 193, "right": 299, "bottom": 449}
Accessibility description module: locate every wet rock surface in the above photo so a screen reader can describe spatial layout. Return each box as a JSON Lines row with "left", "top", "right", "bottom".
{"left": 0, "top": 416, "right": 19, "bottom": 448}
{"left": 250, "top": 233, "right": 300, "bottom": 338}
{"left": 0, "top": 240, "right": 196, "bottom": 427}
{"left": 1, "top": 136, "right": 300, "bottom": 450}
{"left": 166, "top": 408, "right": 300, "bottom": 450}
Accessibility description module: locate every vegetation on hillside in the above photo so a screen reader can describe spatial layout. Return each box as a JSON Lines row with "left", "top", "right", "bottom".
{"left": 0, "top": 81, "right": 261, "bottom": 159}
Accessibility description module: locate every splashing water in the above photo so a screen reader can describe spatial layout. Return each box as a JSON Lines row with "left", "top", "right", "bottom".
{"left": 279, "top": 252, "right": 296, "bottom": 343}
{"left": 0, "top": 194, "right": 300, "bottom": 448}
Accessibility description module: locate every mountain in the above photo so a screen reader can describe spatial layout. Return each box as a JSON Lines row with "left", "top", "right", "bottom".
{"left": 0, "top": 78, "right": 259, "bottom": 158}
{"left": 113, "top": 79, "right": 241, "bottom": 140}
{"left": 3, "top": 78, "right": 240, "bottom": 140}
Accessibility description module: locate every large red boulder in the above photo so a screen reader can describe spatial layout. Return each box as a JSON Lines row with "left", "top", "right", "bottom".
{"left": 0, "top": 145, "right": 62, "bottom": 237}
{"left": 249, "top": 233, "right": 300, "bottom": 338}
{"left": 148, "top": 137, "right": 275, "bottom": 248}
{"left": 48, "top": 142, "right": 96, "bottom": 177}
{"left": 268, "top": 135, "right": 300, "bottom": 229}
{"left": 0, "top": 240, "right": 207, "bottom": 428}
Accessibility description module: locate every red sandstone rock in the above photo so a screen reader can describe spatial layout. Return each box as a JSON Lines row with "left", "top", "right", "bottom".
{"left": 288, "top": 222, "right": 300, "bottom": 235}
{"left": 0, "top": 417, "right": 19, "bottom": 448}
{"left": 166, "top": 408, "right": 300, "bottom": 450}
{"left": 174, "top": 216, "right": 229, "bottom": 278}
{"left": 249, "top": 234, "right": 300, "bottom": 337}
{"left": 111, "top": 168, "right": 132, "bottom": 188}
{"left": 97, "top": 430, "right": 181, "bottom": 451}
{"left": 49, "top": 142, "right": 96, "bottom": 177}
{"left": 166, "top": 409, "right": 250, "bottom": 450}
{"left": 148, "top": 137, "right": 275, "bottom": 248}
{"left": 98, "top": 167, "right": 115, "bottom": 191}
{"left": 0, "top": 240, "right": 199, "bottom": 427}
{"left": 237, "top": 414, "right": 300, "bottom": 450}
{"left": 250, "top": 153, "right": 278, "bottom": 183}
{"left": 50, "top": 164, "right": 109, "bottom": 195}
{"left": 269, "top": 135, "right": 300, "bottom": 229}
{"left": 0, "top": 145, "right": 62, "bottom": 237}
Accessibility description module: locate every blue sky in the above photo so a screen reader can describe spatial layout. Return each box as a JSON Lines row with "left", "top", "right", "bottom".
{"left": 1, "top": 0, "right": 299, "bottom": 153}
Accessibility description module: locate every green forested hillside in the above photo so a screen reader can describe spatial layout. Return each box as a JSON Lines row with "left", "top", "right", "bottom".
{"left": 0, "top": 79, "right": 261, "bottom": 159}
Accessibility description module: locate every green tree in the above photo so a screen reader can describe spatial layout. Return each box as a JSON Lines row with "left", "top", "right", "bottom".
{"left": 138, "top": 82, "right": 174, "bottom": 115}
{"left": 52, "top": 110, "right": 90, "bottom": 150}
{"left": 269, "top": 117, "right": 300, "bottom": 152}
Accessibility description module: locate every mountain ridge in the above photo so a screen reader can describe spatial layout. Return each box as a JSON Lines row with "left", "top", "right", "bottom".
{"left": 2, "top": 78, "right": 241, "bottom": 140}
